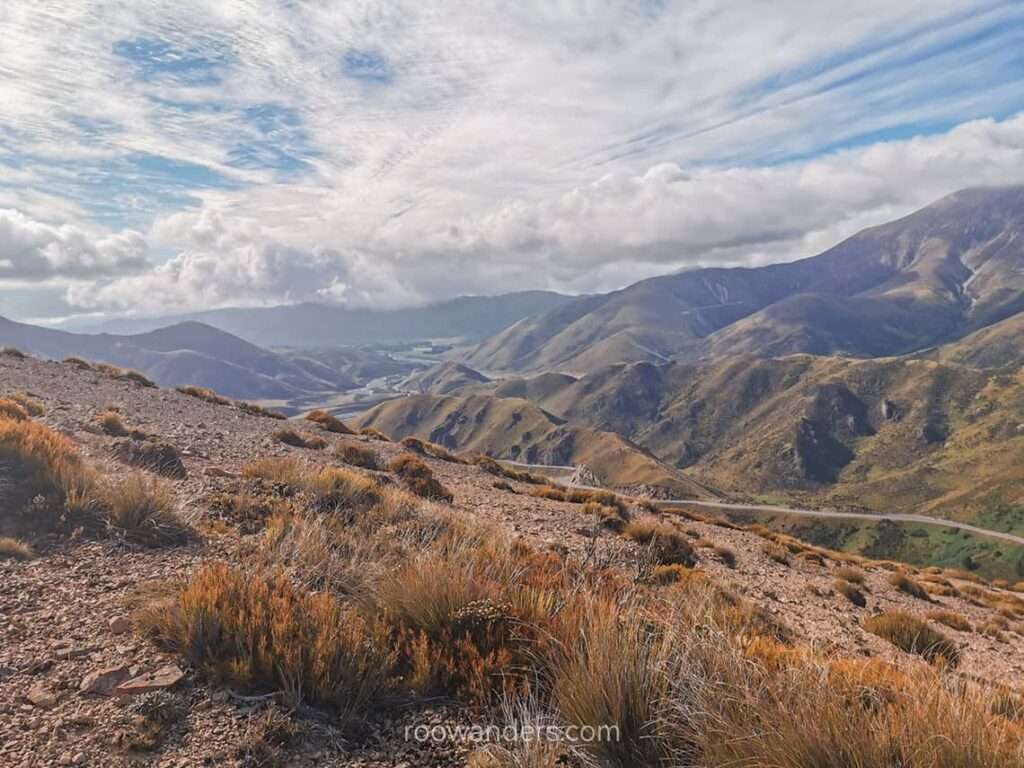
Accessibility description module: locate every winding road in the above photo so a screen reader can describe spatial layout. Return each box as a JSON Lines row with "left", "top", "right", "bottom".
{"left": 500, "top": 460, "right": 1024, "bottom": 547}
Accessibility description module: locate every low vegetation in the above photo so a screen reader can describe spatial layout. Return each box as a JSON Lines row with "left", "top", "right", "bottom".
{"left": 927, "top": 610, "right": 973, "bottom": 632}
{"left": 888, "top": 572, "right": 931, "bottom": 601}
{"left": 8, "top": 392, "right": 44, "bottom": 417}
{"left": 388, "top": 454, "right": 454, "bottom": 502}
{"left": 177, "top": 386, "right": 230, "bottom": 406}
{"left": 399, "top": 436, "right": 464, "bottom": 463}
{"left": 95, "top": 363, "right": 156, "bottom": 388}
{"left": 305, "top": 410, "right": 354, "bottom": 434}
{"left": 473, "top": 455, "right": 547, "bottom": 485}
{"left": 863, "top": 612, "right": 960, "bottom": 666}
{"left": 0, "top": 398, "right": 29, "bottom": 422}
{"left": 113, "top": 440, "right": 187, "bottom": 479}
{"left": 272, "top": 428, "right": 328, "bottom": 450}
{"left": 335, "top": 444, "right": 381, "bottom": 470}
{"left": 623, "top": 517, "right": 697, "bottom": 566}
{"left": 0, "top": 537, "right": 34, "bottom": 560}
{"left": 834, "top": 579, "right": 867, "bottom": 607}
{"left": 98, "top": 473, "right": 190, "bottom": 547}
{"left": 95, "top": 409, "right": 130, "bottom": 437}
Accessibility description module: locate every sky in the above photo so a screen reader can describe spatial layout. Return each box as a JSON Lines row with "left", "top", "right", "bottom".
{"left": 1, "top": 0, "right": 1024, "bottom": 323}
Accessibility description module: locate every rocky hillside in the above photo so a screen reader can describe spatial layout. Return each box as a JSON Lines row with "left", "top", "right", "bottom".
{"left": 466, "top": 187, "right": 1024, "bottom": 373}
{"left": 355, "top": 392, "right": 708, "bottom": 497}
{"left": 2, "top": 351, "right": 1024, "bottom": 766}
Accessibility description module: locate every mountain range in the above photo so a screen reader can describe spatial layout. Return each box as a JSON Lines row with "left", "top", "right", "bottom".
{"left": 467, "top": 187, "right": 1024, "bottom": 373}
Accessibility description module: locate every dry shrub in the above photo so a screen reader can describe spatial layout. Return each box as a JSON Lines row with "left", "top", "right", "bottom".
{"left": 888, "top": 572, "right": 930, "bottom": 601}
{"left": 624, "top": 517, "right": 697, "bottom": 567}
{"left": 863, "top": 612, "right": 959, "bottom": 666}
{"left": 0, "top": 399, "right": 29, "bottom": 422}
{"left": 139, "top": 563, "right": 395, "bottom": 720}
{"left": 305, "top": 466, "right": 381, "bottom": 513}
{"left": 98, "top": 474, "right": 189, "bottom": 547}
{"left": 236, "top": 401, "right": 286, "bottom": 420}
{"left": 176, "top": 385, "right": 230, "bottom": 405}
{"left": 360, "top": 427, "right": 390, "bottom": 441}
{"left": 63, "top": 356, "right": 93, "bottom": 370}
{"left": 113, "top": 439, "right": 187, "bottom": 478}
{"left": 272, "top": 428, "right": 328, "bottom": 450}
{"left": 530, "top": 485, "right": 566, "bottom": 502}
{"left": 305, "top": 410, "right": 353, "bottom": 434}
{"left": 400, "top": 436, "right": 463, "bottom": 463}
{"left": 762, "top": 542, "right": 790, "bottom": 565}
{"left": 834, "top": 579, "right": 867, "bottom": 607}
{"left": 927, "top": 610, "right": 972, "bottom": 632}
{"left": 549, "top": 601, "right": 694, "bottom": 767}
{"left": 336, "top": 444, "right": 381, "bottom": 470}
{"left": 712, "top": 545, "right": 737, "bottom": 568}
{"left": 95, "top": 410, "right": 129, "bottom": 437}
{"left": 8, "top": 392, "right": 44, "bottom": 417}
{"left": 582, "top": 501, "right": 627, "bottom": 533}
{"left": 389, "top": 453, "right": 453, "bottom": 502}
{"left": 242, "top": 457, "right": 306, "bottom": 487}
{"left": 834, "top": 566, "right": 865, "bottom": 584}
{"left": 0, "top": 536, "right": 34, "bottom": 560}
{"left": 0, "top": 416, "right": 96, "bottom": 531}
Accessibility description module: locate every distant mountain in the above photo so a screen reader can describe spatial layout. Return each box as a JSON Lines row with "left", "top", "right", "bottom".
{"left": 73, "top": 291, "right": 574, "bottom": 348}
{"left": 467, "top": 187, "right": 1024, "bottom": 373}
{"left": 0, "top": 317, "right": 390, "bottom": 400}
{"left": 400, "top": 361, "right": 491, "bottom": 395}
{"left": 355, "top": 393, "right": 710, "bottom": 497}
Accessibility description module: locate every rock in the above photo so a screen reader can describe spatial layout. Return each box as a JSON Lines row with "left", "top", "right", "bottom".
{"left": 80, "top": 665, "right": 131, "bottom": 696}
{"left": 880, "top": 399, "right": 902, "bottom": 421}
{"left": 114, "top": 665, "right": 184, "bottom": 697}
{"left": 569, "top": 464, "right": 601, "bottom": 487}
{"left": 107, "top": 616, "right": 131, "bottom": 635}
{"left": 26, "top": 683, "right": 57, "bottom": 710}
{"left": 203, "top": 466, "right": 236, "bottom": 478}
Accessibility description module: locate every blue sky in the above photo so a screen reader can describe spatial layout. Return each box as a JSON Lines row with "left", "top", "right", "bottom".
{"left": 0, "top": 0, "right": 1023, "bottom": 321}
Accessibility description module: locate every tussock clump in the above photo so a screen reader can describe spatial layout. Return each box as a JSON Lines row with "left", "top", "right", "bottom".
{"left": 0, "top": 399, "right": 29, "bottom": 422}
{"left": 95, "top": 409, "right": 130, "bottom": 437}
{"left": 236, "top": 401, "right": 286, "bottom": 420}
{"left": 113, "top": 440, "right": 187, "bottom": 479}
{"left": 473, "top": 455, "right": 546, "bottom": 485}
{"left": 834, "top": 579, "right": 867, "bottom": 607}
{"left": 98, "top": 474, "right": 189, "bottom": 547}
{"left": 1, "top": 346, "right": 28, "bottom": 358}
{"left": 8, "top": 392, "right": 44, "bottom": 417}
{"left": 0, "top": 416, "right": 96, "bottom": 531}
{"left": 582, "top": 501, "right": 628, "bottom": 533}
{"left": 389, "top": 453, "right": 453, "bottom": 502}
{"left": 336, "top": 444, "right": 381, "bottom": 470}
{"left": 138, "top": 563, "right": 395, "bottom": 719}
{"left": 400, "top": 436, "right": 464, "bottom": 463}
{"left": 305, "top": 466, "right": 381, "bottom": 513}
{"left": 863, "top": 612, "right": 960, "bottom": 666}
{"left": 242, "top": 457, "right": 306, "bottom": 487}
{"left": 834, "top": 566, "right": 865, "bottom": 584}
{"left": 177, "top": 385, "right": 231, "bottom": 406}
{"left": 97, "top": 364, "right": 156, "bottom": 388}
{"left": 712, "top": 545, "right": 737, "bottom": 568}
{"left": 624, "top": 517, "right": 696, "bottom": 566}
{"left": 0, "top": 537, "right": 34, "bottom": 560}
{"left": 492, "top": 480, "right": 514, "bottom": 493}
{"left": 762, "top": 542, "right": 790, "bottom": 565}
{"left": 927, "top": 610, "right": 972, "bottom": 632}
{"left": 305, "top": 410, "right": 353, "bottom": 434}
{"left": 63, "top": 356, "right": 93, "bottom": 370}
{"left": 530, "top": 485, "right": 566, "bottom": 502}
{"left": 208, "top": 492, "right": 292, "bottom": 534}
{"left": 888, "top": 573, "right": 930, "bottom": 601}
{"left": 272, "top": 428, "right": 328, "bottom": 450}
{"left": 359, "top": 427, "right": 390, "bottom": 441}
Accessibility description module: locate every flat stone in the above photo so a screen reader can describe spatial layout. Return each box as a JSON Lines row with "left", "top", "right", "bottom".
{"left": 26, "top": 683, "right": 57, "bottom": 710}
{"left": 114, "top": 664, "right": 184, "bottom": 697}
{"left": 107, "top": 616, "right": 131, "bottom": 635}
{"left": 80, "top": 665, "right": 131, "bottom": 697}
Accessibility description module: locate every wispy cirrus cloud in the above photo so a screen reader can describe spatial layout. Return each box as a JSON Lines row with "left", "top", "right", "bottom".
{"left": 0, "top": 1, "right": 1022, "bottom": 320}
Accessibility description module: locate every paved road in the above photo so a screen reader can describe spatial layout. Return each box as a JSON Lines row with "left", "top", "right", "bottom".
{"left": 499, "top": 460, "right": 1024, "bottom": 547}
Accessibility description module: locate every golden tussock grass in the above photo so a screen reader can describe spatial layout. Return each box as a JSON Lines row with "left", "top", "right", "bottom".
{"left": 399, "top": 436, "right": 464, "bottom": 463}
{"left": 888, "top": 572, "right": 931, "bottom": 601}
{"left": 8, "top": 392, "right": 44, "bottom": 416}
{"left": 97, "top": 473, "right": 190, "bottom": 547}
{"left": 927, "top": 610, "right": 973, "bottom": 632}
{"left": 236, "top": 401, "right": 287, "bottom": 420}
{"left": 624, "top": 517, "right": 697, "bottom": 567}
{"left": 272, "top": 428, "right": 328, "bottom": 450}
{"left": 0, "top": 536, "right": 35, "bottom": 560}
{"left": 95, "top": 409, "right": 130, "bottom": 436}
{"left": 863, "top": 611, "right": 960, "bottom": 666}
{"left": 0, "top": 399, "right": 29, "bottom": 422}
{"left": 335, "top": 443, "right": 381, "bottom": 470}
{"left": 388, "top": 453, "right": 453, "bottom": 502}
{"left": 176, "top": 385, "right": 231, "bottom": 405}
{"left": 834, "top": 579, "right": 867, "bottom": 607}
{"left": 305, "top": 410, "right": 353, "bottom": 434}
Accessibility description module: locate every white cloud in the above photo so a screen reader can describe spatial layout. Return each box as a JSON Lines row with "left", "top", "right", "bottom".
{"left": 0, "top": 209, "right": 148, "bottom": 281}
{"left": 1, "top": 1, "right": 1022, "bottom": 317}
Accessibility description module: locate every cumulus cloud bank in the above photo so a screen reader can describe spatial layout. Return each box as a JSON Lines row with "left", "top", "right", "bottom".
{"left": 1, "top": 1, "right": 1022, "bottom": 318}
